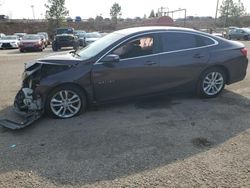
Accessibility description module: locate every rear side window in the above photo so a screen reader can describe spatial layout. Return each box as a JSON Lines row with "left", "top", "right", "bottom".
{"left": 161, "top": 32, "right": 215, "bottom": 52}
{"left": 161, "top": 32, "right": 197, "bottom": 52}
{"left": 196, "top": 35, "right": 215, "bottom": 46}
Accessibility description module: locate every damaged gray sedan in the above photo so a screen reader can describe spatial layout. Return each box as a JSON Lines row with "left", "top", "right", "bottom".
{"left": 0, "top": 26, "right": 248, "bottom": 129}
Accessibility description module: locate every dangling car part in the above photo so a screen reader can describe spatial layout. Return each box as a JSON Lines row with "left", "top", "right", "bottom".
{"left": 0, "top": 88, "right": 43, "bottom": 129}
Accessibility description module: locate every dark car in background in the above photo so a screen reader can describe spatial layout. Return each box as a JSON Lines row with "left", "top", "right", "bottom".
{"left": 228, "top": 28, "right": 250, "bottom": 40}
{"left": 19, "top": 34, "right": 45, "bottom": 52}
{"left": 52, "top": 28, "right": 79, "bottom": 51}
{"left": 8, "top": 27, "right": 248, "bottom": 120}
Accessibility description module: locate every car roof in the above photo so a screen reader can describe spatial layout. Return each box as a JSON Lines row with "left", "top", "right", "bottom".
{"left": 114, "top": 26, "right": 197, "bottom": 35}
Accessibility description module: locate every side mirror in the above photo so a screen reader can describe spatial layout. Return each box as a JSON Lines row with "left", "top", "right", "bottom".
{"left": 101, "top": 54, "right": 120, "bottom": 63}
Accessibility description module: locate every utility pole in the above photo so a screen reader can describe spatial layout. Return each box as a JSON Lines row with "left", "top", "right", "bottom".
{"left": 223, "top": 0, "right": 229, "bottom": 28}
{"left": 158, "top": 7, "right": 169, "bottom": 17}
{"left": 215, "top": 0, "right": 220, "bottom": 24}
{"left": 165, "top": 8, "right": 187, "bottom": 26}
{"left": 31, "top": 5, "right": 35, "bottom": 19}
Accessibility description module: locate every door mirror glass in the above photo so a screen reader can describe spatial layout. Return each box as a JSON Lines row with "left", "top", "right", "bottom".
{"left": 101, "top": 54, "right": 120, "bottom": 63}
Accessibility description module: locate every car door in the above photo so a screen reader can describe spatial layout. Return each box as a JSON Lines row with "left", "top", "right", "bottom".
{"left": 155, "top": 32, "right": 212, "bottom": 91}
{"left": 92, "top": 34, "right": 162, "bottom": 101}
{"left": 235, "top": 29, "right": 243, "bottom": 39}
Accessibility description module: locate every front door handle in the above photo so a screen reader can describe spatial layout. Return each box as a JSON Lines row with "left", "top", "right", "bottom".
{"left": 144, "top": 61, "right": 157, "bottom": 66}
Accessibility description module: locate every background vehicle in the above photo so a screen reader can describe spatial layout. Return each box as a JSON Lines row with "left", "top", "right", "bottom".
{"left": 0, "top": 35, "right": 20, "bottom": 49}
{"left": 74, "top": 30, "right": 86, "bottom": 47}
{"left": 19, "top": 34, "right": 44, "bottom": 52}
{"left": 52, "top": 28, "right": 79, "bottom": 51}
{"left": 75, "top": 16, "right": 82, "bottom": 22}
{"left": 85, "top": 32, "right": 102, "bottom": 45}
{"left": 12, "top": 27, "right": 248, "bottom": 120}
{"left": 0, "top": 33, "right": 5, "bottom": 39}
{"left": 37, "top": 32, "right": 50, "bottom": 46}
{"left": 38, "top": 34, "right": 46, "bottom": 49}
{"left": 14, "top": 32, "right": 27, "bottom": 40}
{"left": 228, "top": 28, "right": 250, "bottom": 40}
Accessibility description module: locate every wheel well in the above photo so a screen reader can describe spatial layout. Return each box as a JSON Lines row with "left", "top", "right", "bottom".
{"left": 45, "top": 83, "right": 89, "bottom": 106}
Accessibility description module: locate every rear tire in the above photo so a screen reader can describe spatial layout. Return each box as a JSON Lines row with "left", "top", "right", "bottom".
{"left": 45, "top": 85, "right": 87, "bottom": 119}
{"left": 197, "top": 67, "right": 226, "bottom": 98}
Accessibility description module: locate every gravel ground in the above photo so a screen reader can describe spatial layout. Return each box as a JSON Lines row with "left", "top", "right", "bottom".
{"left": 0, "top": 42, "right": 250, "bottom": 188}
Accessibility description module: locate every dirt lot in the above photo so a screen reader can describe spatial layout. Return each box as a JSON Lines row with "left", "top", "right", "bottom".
{"left": 0, "top": 42, "right": 250, "bottom": 188}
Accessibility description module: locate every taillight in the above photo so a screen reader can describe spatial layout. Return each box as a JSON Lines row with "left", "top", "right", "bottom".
{"left": 240, "top": 48, "right": 247, "bottom": 57}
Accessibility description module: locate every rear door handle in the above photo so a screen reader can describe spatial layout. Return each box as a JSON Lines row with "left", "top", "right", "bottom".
{"left": 144, "top": 61, "right": 157, "bottom": 66}
{"left": 193, "top": 54, "right": 205, "bottom": 59}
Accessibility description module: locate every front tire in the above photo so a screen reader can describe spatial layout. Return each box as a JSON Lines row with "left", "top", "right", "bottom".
{"left": 197, "top": 67, "right": 226, "bottom": 98}
{"left": 52, "top": 42, "right": 58, "bottom": 51}
{"left": 46, "top": 85, "right": 86, "bottom": 119}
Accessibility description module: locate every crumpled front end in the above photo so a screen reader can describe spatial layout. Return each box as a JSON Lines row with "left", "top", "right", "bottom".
{"left": 0, "top": 58, "right": 75, "bottom": 129}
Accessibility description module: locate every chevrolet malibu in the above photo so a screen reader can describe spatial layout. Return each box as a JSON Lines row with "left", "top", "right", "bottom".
{"left": 4, "top": 27, "right": 249, "bottom": 122}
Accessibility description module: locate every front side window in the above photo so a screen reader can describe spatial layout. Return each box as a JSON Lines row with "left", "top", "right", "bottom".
{"left": 112, "top": 35, "right": 154, "bottom": 59}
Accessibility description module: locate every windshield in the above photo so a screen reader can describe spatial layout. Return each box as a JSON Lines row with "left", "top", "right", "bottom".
{"left": 85, "top": 33, "right": 102, "bottom": 38}
{"left": 22, "top": 35, "right": 40, "bottom": 40}
{"left": 76, "top": 33, "right": 85, "bottom": 37}
{"left": 75, "top": 30, "right": 86, "bottom": 35}
{"left": 57, "top": 28, "right": 74, "bottom": 34}
{"left": 1, "top": 36, "right": 18, "bottom": 40}
{"left": 38, "top": 32, "right": 48, "bottom": 37}
{"left": 77, "top": 32, "right": 124, "bottom": 60}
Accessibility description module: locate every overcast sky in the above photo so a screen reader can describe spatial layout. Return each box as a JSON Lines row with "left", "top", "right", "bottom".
{"left": 0, "top": 0, "right": 250, "bottom": 19}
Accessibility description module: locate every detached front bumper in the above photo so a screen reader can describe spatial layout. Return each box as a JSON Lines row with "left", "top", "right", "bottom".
{"left": 0, "top": 88, "right": 43, "bottom": 130}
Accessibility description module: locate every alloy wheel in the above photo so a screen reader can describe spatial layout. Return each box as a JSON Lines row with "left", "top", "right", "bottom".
{"left": 50, "top": 90, "right": 81, "bottom": 118}
{"left": 202, "top": 72, "right": 224, "bottom": 96}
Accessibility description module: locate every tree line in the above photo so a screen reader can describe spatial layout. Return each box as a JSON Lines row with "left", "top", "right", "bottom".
{"left": 45, "top": 0, "right": 249, "bottom": 28}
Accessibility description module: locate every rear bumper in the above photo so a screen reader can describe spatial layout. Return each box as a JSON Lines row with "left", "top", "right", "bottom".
{"left": 227, "top": 58, "right": 248, "bottom": 84}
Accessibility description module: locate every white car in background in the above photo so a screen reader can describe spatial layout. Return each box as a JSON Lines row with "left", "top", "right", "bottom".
{"left": 0, "top": 33, "right": 5, "bottom": 39}
{"left": 85, "top": 32, "right": 102, "bottom": 45}
{"left": 0, "top": 35, "right": 20, "bottom": 49}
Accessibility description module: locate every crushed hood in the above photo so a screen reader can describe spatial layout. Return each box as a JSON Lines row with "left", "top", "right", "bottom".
{"left": 37, "top": 53, "right": 82, "bottom": 66}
